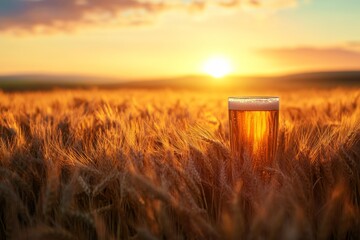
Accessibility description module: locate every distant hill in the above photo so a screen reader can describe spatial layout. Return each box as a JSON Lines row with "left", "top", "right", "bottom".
{"left": 0, "top": 71, "right": 359, "bottom": 91}
{"left": 0, "top": 74, "right": 122, "bottom": 91}
{"left": 276, "top": 71, "right": 360, "bottom": 86}
{"left": 121, "top": 71, "right": 360, "bottom": 90}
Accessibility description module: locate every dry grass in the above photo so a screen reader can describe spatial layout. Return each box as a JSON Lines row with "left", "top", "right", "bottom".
{"left": 0, "top": 87, "right": 359, "bottom": 240}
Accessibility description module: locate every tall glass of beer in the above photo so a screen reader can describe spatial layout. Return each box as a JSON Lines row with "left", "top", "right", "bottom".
{"left": 228, "top": 97, "right": 279, "bottom": 172}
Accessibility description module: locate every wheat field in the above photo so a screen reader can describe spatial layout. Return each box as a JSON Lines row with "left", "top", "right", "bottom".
{"left": 0, "top": 87, "right": 359, "bottom": 240}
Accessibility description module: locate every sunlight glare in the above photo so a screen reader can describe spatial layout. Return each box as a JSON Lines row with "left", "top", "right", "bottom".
{"left": 202, "top": 57, "right": 233, "bottom": 78}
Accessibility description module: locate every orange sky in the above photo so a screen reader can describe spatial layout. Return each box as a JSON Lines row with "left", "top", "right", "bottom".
{"left": 0, "top": 0, "right": 359, "bottom": 79}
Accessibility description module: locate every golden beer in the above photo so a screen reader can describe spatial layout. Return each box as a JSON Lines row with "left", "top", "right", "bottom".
{"left": 228, "top": 97, "right": 279, "bottom": 172}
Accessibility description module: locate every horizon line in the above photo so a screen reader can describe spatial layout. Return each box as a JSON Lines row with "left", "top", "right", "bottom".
{"left": 1, "top": 69, "right": 360, "bottom": 82}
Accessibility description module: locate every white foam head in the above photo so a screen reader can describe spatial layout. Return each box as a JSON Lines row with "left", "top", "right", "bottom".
{"left": 228, "top": 97, "right": 279, "bottom": 111}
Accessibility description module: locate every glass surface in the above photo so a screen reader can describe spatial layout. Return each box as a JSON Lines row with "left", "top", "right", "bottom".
{"left": 228, "top": 97, "right": 279, "bottom": 172}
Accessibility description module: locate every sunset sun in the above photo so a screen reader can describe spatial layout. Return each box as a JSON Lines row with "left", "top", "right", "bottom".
{"left": 202, "top": 57, "right": 233, "bottom": 78}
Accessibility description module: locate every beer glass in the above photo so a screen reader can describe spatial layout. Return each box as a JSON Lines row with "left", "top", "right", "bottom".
{"left": 228, "top": 97, "right": 279, "bottom": 172}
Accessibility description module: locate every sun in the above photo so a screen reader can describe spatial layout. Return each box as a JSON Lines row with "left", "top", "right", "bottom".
{"left": 202, "top": 57, "right": 233, "bottom": 78}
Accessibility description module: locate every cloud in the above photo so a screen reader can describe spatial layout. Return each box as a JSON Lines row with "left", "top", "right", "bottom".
{"left": 347, "top": 41, "right": 360, "bottom": 49}
{"left": 0, "top": 0, "right": 305, "bottom": 33}
{"left": 259, "top": 47, "right": 360, "bottom": 71}
{"left": 0, "top": 0, "right": 166, "bottom": 33}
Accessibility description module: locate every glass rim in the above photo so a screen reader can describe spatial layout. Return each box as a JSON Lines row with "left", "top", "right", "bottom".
{"left": 228, "top": 96, "right": 279, "bottom": 111}
{"left": 228, "top": 96, "right": 279, "bottom": 100}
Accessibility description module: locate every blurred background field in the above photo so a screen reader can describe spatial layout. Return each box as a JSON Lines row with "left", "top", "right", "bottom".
{"left": 0, "top": 82, "right": 359, "bottom": 239}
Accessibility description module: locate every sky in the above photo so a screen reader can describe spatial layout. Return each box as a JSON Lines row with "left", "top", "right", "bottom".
{"left": 0, "top": 0, "right": 359, "bottom": 79}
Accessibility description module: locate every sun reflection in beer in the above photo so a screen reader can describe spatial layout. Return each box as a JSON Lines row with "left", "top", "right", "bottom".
{"left": 245, "top": 111, "right": 267, "bottom": 158}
